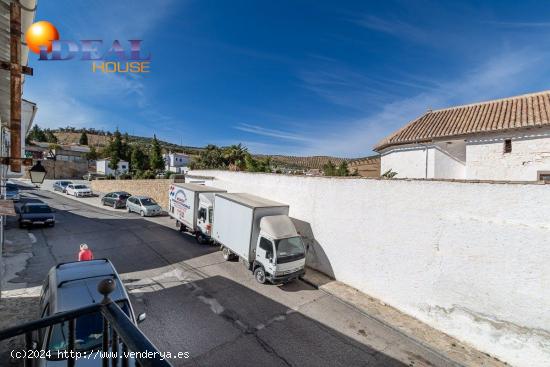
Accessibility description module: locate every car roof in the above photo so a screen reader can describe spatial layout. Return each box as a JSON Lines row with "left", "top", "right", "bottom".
{"left": 131, "top": 195, "right": 151, "bottom": 199}
{"left": 24, "top": 202, "right": 50, "bottom": 207}
{"left": 49, "top": 260, "right": 127, "bottom": 313}
{"left": 111, "top": 191, "right": 130, "bottom": 195}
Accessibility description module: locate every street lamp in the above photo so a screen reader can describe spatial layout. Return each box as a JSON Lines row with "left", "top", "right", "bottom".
{"left": 29, "top": 160, "right": 47, "bottom": 184}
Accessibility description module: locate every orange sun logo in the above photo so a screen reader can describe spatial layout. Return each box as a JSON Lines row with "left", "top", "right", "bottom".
{"left": 25, "top": 21, "right": 59, "bottom": 54}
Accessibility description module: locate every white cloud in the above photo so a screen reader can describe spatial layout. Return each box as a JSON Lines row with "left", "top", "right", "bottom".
{"left": 234, "top": 123, "right": 312, "bottom": 142}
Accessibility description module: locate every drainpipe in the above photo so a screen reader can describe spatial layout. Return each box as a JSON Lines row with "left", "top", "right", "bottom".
{"left": 424, "top": 144, "right": 429, "bottom": 179}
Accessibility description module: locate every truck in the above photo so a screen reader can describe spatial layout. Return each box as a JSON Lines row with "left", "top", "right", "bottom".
{"left": 212, "top": 193, "right": 306, "bottom": 284}
{"left": 168, "top": 183, "right": 226, "bottom": 243}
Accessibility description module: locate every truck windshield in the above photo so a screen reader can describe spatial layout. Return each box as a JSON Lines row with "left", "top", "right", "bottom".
{"left": 275, "top": 237, "right": 305, "bottom": 264}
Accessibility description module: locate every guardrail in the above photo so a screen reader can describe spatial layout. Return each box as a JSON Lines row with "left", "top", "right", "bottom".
{"left": 0, "top": 279, "right": 173, "bottom": 367}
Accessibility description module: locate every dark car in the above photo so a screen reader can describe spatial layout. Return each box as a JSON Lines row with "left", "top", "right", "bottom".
{"left": 5, "top": 183, "right": 20, "bottom": 201}
{"left": 101, "top": 191, "right": 131, "bottom": 208}
{"left": 52, "top": 180, "right": 72, "bottom": 192}
{"left": 19, "top": 203, "right": 55, "bottom": 228}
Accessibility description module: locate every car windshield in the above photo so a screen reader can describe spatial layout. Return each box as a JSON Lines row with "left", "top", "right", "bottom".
{"left": 118, "top": 194, "right": 130, "bottom": 199}
{"left": 25, "top": 205, "right": 52, "bottom": 214}
{"left": 74, "top": 185, "right": 88, "bottom": 189}
{"left": 141, "top": 198, "right": 156, "bottom": 206}
{"left": 275, "top": 236, "right": 305, "bottom": 264}
{"left": 61, "top": 181, "right": 71, "bottom": 186}
{"left": 47, "top": 301, "right": 130, "bottom": 356}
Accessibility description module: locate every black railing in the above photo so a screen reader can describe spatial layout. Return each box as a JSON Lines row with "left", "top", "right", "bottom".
{"left": 0, "top": 279, "right": 173, "bottom": 367}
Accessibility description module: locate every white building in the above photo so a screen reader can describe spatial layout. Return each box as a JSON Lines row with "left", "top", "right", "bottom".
{"left": 375, "top": 90, "right": 550, "bottom": 182}
{"left": 96, "top": 158, "right": 129, "bottom": 176}
{"left": 163, "top": 151, "right": 189, "bottom": 173}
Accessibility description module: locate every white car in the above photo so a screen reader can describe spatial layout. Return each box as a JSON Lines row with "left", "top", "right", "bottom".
{"left": 66, "top": 184, "right": 93, "bottom": 197}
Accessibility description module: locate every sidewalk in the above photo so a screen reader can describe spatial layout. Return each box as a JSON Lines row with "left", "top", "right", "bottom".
{"left": 301, "top": 268, "right": 507, "bottom": 367}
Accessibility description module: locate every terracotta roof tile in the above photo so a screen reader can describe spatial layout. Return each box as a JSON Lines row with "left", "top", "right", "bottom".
{"left": 374, "top": 90, "right": 550, "bottom": 151}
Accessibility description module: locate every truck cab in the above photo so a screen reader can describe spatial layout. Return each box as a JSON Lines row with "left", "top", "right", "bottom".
{"left": 196, "top": 193, "right": 215, "bottom": 239}
{"left": 253, "top": 215, "right": 306, "bottom": 284}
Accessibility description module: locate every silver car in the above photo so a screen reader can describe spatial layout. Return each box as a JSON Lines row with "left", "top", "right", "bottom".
{"left": 37, "top": 259, "right": 146, "bottom": 366}
{"left": 126, "top": 195, "right": 162, "bottom": 217}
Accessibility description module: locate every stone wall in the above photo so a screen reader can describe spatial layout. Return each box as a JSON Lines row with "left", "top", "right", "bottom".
{"left": 91, "top": 179, "right": 175, "bottom": 209}
{"left": 189, "top": 170, "right": 550, "bottom": 367}
{"left": 24, "top": 160, "right": 88, "bottom": 180}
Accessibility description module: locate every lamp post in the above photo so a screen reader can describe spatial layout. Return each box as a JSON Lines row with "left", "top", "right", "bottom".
{"left": 29, "top": 160, "right": 47, "bottom": 185}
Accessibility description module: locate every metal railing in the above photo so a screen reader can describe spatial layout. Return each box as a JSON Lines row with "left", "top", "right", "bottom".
{"left": 0, "top": 279, "right": 173, "bottom": 367}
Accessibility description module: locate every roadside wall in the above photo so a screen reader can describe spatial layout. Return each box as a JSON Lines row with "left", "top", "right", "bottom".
{"left": 24, "top": 160, "right": 88, "bottom": 179}
{"left": 91, "top": 179, "right": 174, "bottom": 209}
{"left": 189, "top": 170, "right": 550, "bottom": 367}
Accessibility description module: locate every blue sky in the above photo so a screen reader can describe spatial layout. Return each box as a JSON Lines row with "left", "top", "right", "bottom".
{"left": 24, "top": 0, "right": 550, "bottom": 157}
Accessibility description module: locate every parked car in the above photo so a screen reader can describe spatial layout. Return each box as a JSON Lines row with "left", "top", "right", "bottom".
{"left": 126, "top": 196, "right": 163, "bottom": 217}
{"left": 101, "top": 191, "right": 131, "bottom": 208}
{"left": 19, "top": 202, "right": 55, "bottom": 228}
{"left": 37, "top": 259, "right": 146, "bottom": 366}
{"left": 5, "top": 182, "right": 20, "bottom": 201}
{"left": 52, "top": 180, "right": 72, "bottom": 193}
{"left": 66, "top": 184, "right": 93, "bottom": 197}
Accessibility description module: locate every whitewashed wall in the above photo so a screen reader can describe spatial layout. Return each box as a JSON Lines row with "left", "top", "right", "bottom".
{"left": 190, "top": 170, "right": 550, "bottom": 367}
{"left": 380, "top": 145, "right": 432, "bottom": 178}
{"left": 466, "top": 127, "right": 550, "bottom": 181}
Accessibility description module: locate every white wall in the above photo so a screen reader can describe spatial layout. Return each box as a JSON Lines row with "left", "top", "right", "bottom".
{"left": 96, "top": 160, "right": 129, "bottom": 175}
{"left": 466, "top": 127, "right": 550, "bottom": 181}
{"left": 380, "top": 145, "right": 432, "bottom": 178}
{"left": 190, "top": 170, "right": 550, "bottom": 367}
{"left": 433, "top": 140, "right": 466, "bottom": 179}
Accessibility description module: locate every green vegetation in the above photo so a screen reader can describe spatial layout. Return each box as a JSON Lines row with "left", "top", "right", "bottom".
{"left": 190, "top": 144, "right": 272, "bottom": 173}
{"left": 322, "top": 160, "right": 353, "bottom": 176}
{"left": 79, "top": 131, "right": 88, "bottom": 145}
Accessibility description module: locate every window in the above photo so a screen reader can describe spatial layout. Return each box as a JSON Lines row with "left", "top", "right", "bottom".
{"left": 198, "top": 207, "right": 207, "bottom": 221}
{"left": 275, "top": 237, "right": 305, "bottom": 264}
{"left": 259, "top": 237, "right": 274, "bottom": 259}
{"left": 503, "top": 139, "right": 512, "bottom": 153}
{"left": 539, "top": 172, "right": 550, "bottom": 182}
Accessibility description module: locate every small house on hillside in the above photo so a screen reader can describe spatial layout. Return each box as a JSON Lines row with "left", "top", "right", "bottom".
{"left": 374, "top": 90, "right": 550, "bottom": 181}
{"left": 96, "top": 158, "right": 129, "bottom": 176}
{"left": 163, "top": 151, "right": 189, "bottom": 173}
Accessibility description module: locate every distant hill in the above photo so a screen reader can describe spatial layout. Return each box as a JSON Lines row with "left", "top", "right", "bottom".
{"left": 53, "top": 131, "right": 203, "bottom": 155}
{"left": 52, "top": 130, "right": 374, "bottom": 170}
{"left": 257, "top": 155, "right": 350, "bottom": 169}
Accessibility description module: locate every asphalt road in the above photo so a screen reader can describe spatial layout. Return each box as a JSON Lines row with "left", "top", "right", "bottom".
{"left": 7, "top": 184, "right": 457, "bottom": 367}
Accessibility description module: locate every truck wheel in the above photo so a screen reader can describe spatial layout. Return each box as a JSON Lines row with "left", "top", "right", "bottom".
{"left": 222, "top": 247, "right": 232, "bottom": 261}
{"left": 179, "top": 223, "right": 187, "bottom": 232}
{"left": 254, "top": 267, "right": 266, "bottom": 284}
{"left": 195, "top": 232, "right": 207, "bottom": 244}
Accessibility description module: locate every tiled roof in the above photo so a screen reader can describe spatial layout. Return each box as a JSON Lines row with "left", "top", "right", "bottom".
{"left": 374, "top": 90, "right": 550, "bottom": 151}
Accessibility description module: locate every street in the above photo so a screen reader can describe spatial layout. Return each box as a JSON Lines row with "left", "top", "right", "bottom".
{"left": 4, "top": 184, "right": 457, "bottom": 367}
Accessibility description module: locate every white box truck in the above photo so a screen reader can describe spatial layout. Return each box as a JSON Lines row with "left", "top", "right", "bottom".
{"left": 212, "top": 193, "right": 306, "bottom": 284}
{"left": 168, "top": 183, "right": 226, "bottom": 243}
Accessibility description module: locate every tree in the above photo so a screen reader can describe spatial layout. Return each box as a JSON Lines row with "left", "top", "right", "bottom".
{"left": 336, "top": 161, "right": 349, "bottom": 176}
{"left": 45, "top": 130, "right": 58, "bottom": 144}
{"left": 322, "top": 160, "right": 337, "bottom": 176}
{"left": 107, "top": 129, "right": 123, "bottom": 175}
{"left": 149, "top": 134, "right": 165, "bottom": 171}
{"left": 28, "top": 125, "right": 47, "bottom": 142}
{"left": 79, "top": 131, "right": 88, "bottom": 145}
{"left": 131, "top": 145, "right": 148, "bottom": 172}
{"left": 223, "top": 144, "right": 248, "bottom": 170}
{"left": 86, "top": 146, "right": 98, "bottom": 161}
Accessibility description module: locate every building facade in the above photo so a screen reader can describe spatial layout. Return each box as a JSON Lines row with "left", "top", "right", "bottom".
{"left": 163, "top": 151, "right": 189, "bottom": 173}
{"left": 96, "top": 159, "right": 129, "bottom": 176}
{"left": 375, "top": 91, "right": 550, "bottom": 181}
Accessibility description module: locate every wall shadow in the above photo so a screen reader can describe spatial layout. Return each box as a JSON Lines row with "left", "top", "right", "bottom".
{"left": 290, "top": 217, "right": 335, "bottom": 280}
